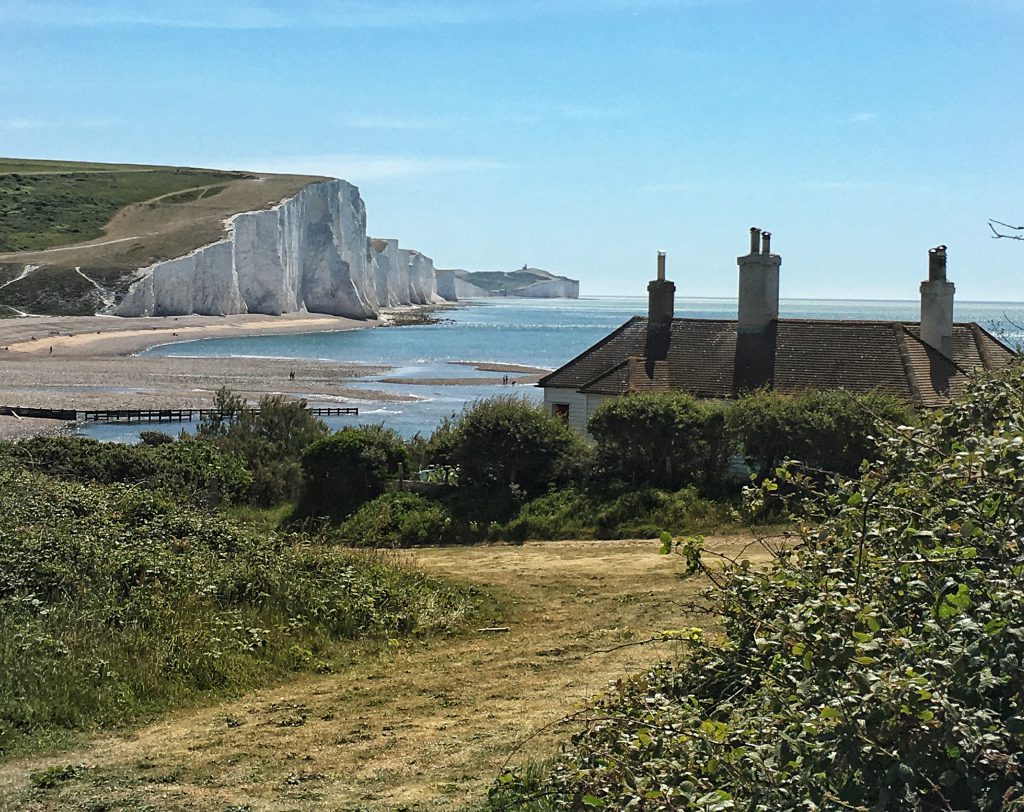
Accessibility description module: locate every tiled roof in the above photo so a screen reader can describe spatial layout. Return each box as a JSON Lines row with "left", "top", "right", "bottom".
{"left": 538, "top": 317, "right": 1017, "bottom": 407}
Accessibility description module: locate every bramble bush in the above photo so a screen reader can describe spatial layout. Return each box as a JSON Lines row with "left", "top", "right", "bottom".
{"left": 489, "top": 364, "right": 1024, "bottom": 811}
{"left": 491, "top": 487, "right": 734, "bottom": 543}
{"left": 334, "top": 491, "right": 464, "bottom": 547}
{"left": 0, "top": 469, "right": 479, "bottom": 756}
{"left": 0, "top": 435, "right": 251, "bottom": 505}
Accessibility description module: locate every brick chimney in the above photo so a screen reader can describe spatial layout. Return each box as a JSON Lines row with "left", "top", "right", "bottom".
{"left": 919, "top": 245, "right": 954, "bottom": 357}
{"left": 733, "top": 228, "right": 780, "bottom": 393}
{"left": 645, "top": 251, "right": 674, "bottom": 362}
{"left": 737, "top": 227, "right": 781, "bottom": 334}
{"left": 648, "top": 250, "right": 675, "bottom": 323}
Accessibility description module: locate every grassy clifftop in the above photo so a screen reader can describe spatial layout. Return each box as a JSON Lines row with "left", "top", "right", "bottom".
{"left": 0, "top": 157, "right": 325, "bottom": 316}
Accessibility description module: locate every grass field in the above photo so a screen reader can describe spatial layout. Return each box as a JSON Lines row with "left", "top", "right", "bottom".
{"left": 0, "top": 535, "right": 766, "bottom": 811}
{"left": 0, "top": 157, "right": 323, "bottom": 316}
{"left": 0, "top": 166, "right": 249, "bottom": 253}
{"left": 0, "top": 158, "right": 177, "bottom": 174}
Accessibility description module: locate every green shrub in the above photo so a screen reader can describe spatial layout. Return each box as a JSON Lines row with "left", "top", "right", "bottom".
{"left": 727, "top": 388, "right": 911, "bottom": 478}
{"left": 593, "top": 487, "right": 732, "bottom": 539}
{"left": 490, "top": 487, "right": 734, "bottom": 542}
{"left": 138, "top": 430, "right": 174, "bottom": 446}
{"left": 588, "top": 393, "right": 731, "bottom": 490}
{"left": 488, "top": 364, "right": 1024, "bottom": 811}
{"left": 0, "top": 435, "right": 251, "bottom": 505}
{"left": 495, "top": 489, "right": 594, "bottom": 542}
{"left": 0, "top": 469, "right": 479, "bottom": 756}
{"left": 194, "top": 388, "right": 329, "bottom": 505}
{"left": 149, "top": 440, "right": 252, "bottom": 504}
{"left": 335, "top": 492, "right": 462, "bottom": 547}
{"left": 296, "top": 425, "right": 410, "bottom": 521}
{"left": 436, "top": 396, "right": 591, "bottom": 498}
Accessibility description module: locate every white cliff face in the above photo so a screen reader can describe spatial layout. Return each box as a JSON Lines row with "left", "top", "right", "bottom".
{"left": 368, "top": 238, "right": 403, "bottom": 308}
{"left": 116, "top": 180, "right": 429, "bottom": 319}
{"left": 453, "top": 277, "right": 494, "bottom": 299}
{"left": 401, "top": 249, "right": 444, "bottom": 305}
{"left": 120, "top": 241, "right": 246, "bottom": 317}
{"left": 434, "top": 267, "right": 579, "bottom": 301}
{"left": 113, "top": 177, "right": 575, "bottom": 318}
{"left": 434, "top": 268, "right": 459, "bottom": 301}
{"left": 516, "top": 278, "right": 580, "bottom": 298}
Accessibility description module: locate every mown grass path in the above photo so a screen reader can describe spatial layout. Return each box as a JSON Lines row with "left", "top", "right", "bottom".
{"left": 0, "top": 536, "right": 768, "bottom": 811}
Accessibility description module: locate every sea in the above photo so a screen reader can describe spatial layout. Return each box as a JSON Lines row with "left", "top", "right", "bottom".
{"left": 79, "top": 296, "right": 1024, "bottom": 443}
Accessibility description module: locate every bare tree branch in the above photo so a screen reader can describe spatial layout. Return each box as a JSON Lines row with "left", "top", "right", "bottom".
{"left": 989, "top": 219, "right": 1024, "bottom": 240}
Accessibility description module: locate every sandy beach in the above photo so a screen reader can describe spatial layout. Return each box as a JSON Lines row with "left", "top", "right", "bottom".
{"left": 0, "top": 310, "right": 548, "bottom": 439}
{"left": 0, "top": 313, "right": 398, "bottom": 439}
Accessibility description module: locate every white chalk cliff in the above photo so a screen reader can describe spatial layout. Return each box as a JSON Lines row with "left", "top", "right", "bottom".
{"left": 116, "top": 179, "right": 441, "bottom": 319}
{"left": 434, "top": 267, "right": 579, "bottom": 300}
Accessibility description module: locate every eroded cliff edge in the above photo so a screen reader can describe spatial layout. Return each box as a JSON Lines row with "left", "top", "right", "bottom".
{"left": 116, "top": 179, "right": 443, "bottom": 319}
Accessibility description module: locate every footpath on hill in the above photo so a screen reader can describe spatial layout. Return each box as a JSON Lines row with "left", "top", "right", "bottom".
{"left": 0, "top": 536, "right": 770, "bottom": 812}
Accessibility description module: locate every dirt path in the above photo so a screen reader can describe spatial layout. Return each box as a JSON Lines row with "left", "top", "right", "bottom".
{"left": 0, "top": 536, "right": 771, "bottom": 811}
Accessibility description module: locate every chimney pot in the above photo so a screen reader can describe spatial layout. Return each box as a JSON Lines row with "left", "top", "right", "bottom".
{"left": 920, "top": 245, "right": 955, "bottom": 356}
{"left": 928, "top": 244, "right": 948, "bottom": 281}
{"left": 737, "top": 227, "right": 781, "bottom": 333}
{"left": 647, "top": 250, "right": 675, "bottom": 324}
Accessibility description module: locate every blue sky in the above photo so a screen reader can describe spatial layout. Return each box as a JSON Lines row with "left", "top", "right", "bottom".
{"left": 1, "top": 0, "right": 1022, "bottom": 300}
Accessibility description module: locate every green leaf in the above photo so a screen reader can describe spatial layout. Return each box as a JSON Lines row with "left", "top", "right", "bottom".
{"left": 936, "top": 583, "right": 971, "bottom": 621}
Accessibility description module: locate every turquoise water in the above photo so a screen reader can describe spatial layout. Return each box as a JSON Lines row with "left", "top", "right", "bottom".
{"left": 80, "top": 296, "right": 1024, "bottom": 442}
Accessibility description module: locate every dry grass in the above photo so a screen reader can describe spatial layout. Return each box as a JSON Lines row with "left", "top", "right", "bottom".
{"left": 0, "top": 172, "right": 321, "bottom": 273}
{"left": 0, "top": 535, "right": 773, "bottom": 811}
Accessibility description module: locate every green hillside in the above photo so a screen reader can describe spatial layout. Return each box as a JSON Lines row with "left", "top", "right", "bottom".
{"left": 0, "top": 158, "right": 250, "bottom": 253}
{"left": 0, "top": 157, "right": 321, "bottom": 316}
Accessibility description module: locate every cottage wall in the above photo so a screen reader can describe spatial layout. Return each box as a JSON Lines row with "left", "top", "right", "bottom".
{"left": 542, "top": 387, "right": 608, "bottom": 434}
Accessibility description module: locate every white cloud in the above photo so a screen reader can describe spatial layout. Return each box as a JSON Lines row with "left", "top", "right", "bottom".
{"left": 0, "top": 0, "right": 743, "bottom": 29}
{"left": 0, "top": 1, "right": 489, "bottom": 28}
{"left": 641, "top": 180, "right": 725, "bottom": 193}
{"left": 0, "top": 118, "right": 47, "bottom": 130}
{"left": 0, "top": 116, "right": 120, "bottom": 130}
{"left": 344, "top": 115, "right": 445, "bottom": 131}
{"left": 484, "top": 102, "right": 627, "bottom": 126}
{"left": 641, "top": 177, "right": 925, "bottom": 194}
{"left": 241, "top": 153, "right": 508, "bottom": 180}
{"left": 0, "top": 1, "right": 292, "bottom": 29}
{"left": 800, "top": 179, "right": 909, "bottom": 191}
{"left": 557, "top": 104, "right": 627, "bottom": 121}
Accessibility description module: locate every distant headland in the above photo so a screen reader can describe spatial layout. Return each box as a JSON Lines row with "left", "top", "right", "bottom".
{"left": 436, "top": 266, "right": 579, "bottom": 299}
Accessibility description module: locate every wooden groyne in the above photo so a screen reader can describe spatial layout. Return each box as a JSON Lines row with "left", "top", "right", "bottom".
{"left": 1, "top": 405, "right": 358, "bottom": 425}
{"left": 0, "top": 406, "right": 77, "bottom": 421}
